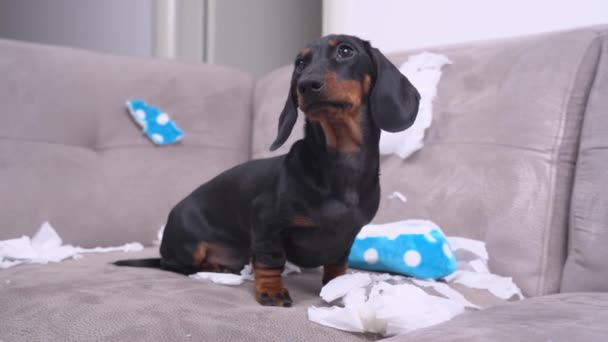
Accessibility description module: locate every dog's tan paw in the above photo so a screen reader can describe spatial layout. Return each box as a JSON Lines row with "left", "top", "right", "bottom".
{"left": 256, "top": 288, "right": 293, "bottom": 307}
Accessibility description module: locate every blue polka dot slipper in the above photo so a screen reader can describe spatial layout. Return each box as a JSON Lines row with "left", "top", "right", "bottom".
{"left": 126, "top": 99, "right": 184, "bottom": 146}
{"left": 348, "top": 220, "right": 456, "bottom": 279}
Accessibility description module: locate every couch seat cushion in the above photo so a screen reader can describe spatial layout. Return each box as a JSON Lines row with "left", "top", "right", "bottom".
{"left": 383, "top": 292, "right": 608, "bottom": 342}
{"left": 0, "top": 248, "right": 511, "bottom": 341}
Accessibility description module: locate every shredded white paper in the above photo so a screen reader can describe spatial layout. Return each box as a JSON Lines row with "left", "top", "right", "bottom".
{"left": 320, "top": 273, "right": 372, "bottom": 303}
{"left": 379, "top": 52, "right": 452, "bottom": 159}
{"left": 189, "top": 261, "right": 302, "bottom": 286}
{"left": 445, "top": 270, "right": 524, "bottom": 300}
{"left": 448, "top": 237, "right": 489, "bottom": 260}
{"left": 189, "top": 272, "right": 244, "bottom": 286}
{"left": 387, "top": 191, "right": 408, "bottom": 203}
{"left": 307, "top": 235, "right": 524, "bottom": 336}
{"left": 153, "top": 225, "right": 165, "bottom": 246}
{"left": 0, "top": 222, "right": 143, "bottom": 269}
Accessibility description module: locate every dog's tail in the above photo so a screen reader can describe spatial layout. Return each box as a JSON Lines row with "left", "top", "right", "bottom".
{"left": 113, "top": 258, "right": 162, "bottom": 268}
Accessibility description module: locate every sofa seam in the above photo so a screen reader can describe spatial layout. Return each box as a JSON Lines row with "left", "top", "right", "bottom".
{"left": 0, "top": 136, "right": 245, "bottom": 152}
{"left": 560, "top": 32, "right": 606, "bottom": 292}
{"left": 247, "top": 77, "right": 256, "bottom": 160}
{"left": 537, "top": 33, "right": 603, "bottom": 296}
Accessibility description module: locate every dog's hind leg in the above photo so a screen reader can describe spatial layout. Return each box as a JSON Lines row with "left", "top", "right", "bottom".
{"left": 189, "top": 241, "right": 249, "bottom": 274}
{"left": 322, "top": 248, "right": 351, "bottom": 285}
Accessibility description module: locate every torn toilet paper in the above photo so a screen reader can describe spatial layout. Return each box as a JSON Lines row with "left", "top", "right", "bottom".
{"left": 379, "top": 52, "right": 452, "bottom": 159}
{"left": 308, "top": 235, "right": 523, "bottom": 336}
{"left": 188, "top": 260, "right": 302, "bottom": 286}
{"left": 448, "top": 237, "right": 488, "bottom": 260}
{"left": 189, "top": 272, "right": 245, "bottom": 286}
{"left": 387, "top": 191, "right": 407, "bottom": 203}
{"left": 309, "top": 278, "right": 465, "bottom": 336}
{"left": 153, "top": 225, "right": 165, "bottom": 246}
{"left": 411, "top": 278, "right": 480, "bottom": 309}
{"left": 0, "top": 222, "right": 143, "bottom": 269}
{"left": 320, "top": 273, "right": 372, "bottom": 302}
{"left": 445, "top": 270, "right": 523, "bottom": 300}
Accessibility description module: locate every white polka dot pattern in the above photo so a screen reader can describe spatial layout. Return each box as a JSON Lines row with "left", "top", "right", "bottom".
{"left": 135, "top": 109, "right": 146, "bottom": 121}
{"left": 404, "top": 250, "right": 422, "bottom": 267}
{"left": 151, "top": 134, "right": 164, "bottom": 143}
{"left": 363, "top": 248, "right": 378, "bottom": 264}
{"left": 156, "top": 113, "right": 169, "bottom": 125}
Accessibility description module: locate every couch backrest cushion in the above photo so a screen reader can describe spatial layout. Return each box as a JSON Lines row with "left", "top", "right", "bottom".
{"left": 0, "top": 39, "right": 253, "bottom": 246}
{"left": 561, "top": 31, "right": 608, "bottom": 292}
{"left": 251, "top": 27, "right": 604, "bottom": 296}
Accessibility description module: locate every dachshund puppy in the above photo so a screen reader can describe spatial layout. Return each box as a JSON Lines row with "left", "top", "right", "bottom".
{"left": 114, "top": 35, "right": 420, "bottom": 307}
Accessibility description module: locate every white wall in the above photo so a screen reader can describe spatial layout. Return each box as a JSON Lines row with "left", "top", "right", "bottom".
{"left": 323, "top": 0, "right": 608, "bottom": 53}
{"left": 0, "top": 0, "right": 322, "bottom": 77}
{"left": 153, "top": 0, "right": 204, "bottom": 62}
{"left": 0, "top": 0, "right": 152, "bottom": 57}
{"left": 207, "top": 0, "right": 322, "bottom": 78}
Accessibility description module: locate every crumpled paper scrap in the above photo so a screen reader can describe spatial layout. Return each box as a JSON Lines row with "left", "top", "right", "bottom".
{"left": 387, "top": 191, "right": 407, "bottom": 203}
{"left": 153, "top": 225, "right": 165, "bottom": 246}
{"left": 308, "top": 235, "right": 524, "bottom": 336}
{"left": 189, "top": 261, "right": 302, "bottom": 286}
{"left": 309, "top": 278, "right": 465, "bottom": 336}
{"left": 320, "top": 273, "right": 372, "bottom": 302}
{"left": 411, "top": 278, "right": 480, "bottom": 309}
{"left": 446, "top": 237, "right": 523, "bottom": 300}
{"left": 0, "top": 222, "right": 143, "bottom": 269}
{"left": 189, "top": 272, "right": 245, "bottom": 285}
{"left": 445, "top": 270, "right": 524, "bottom": 300}
{"left": 448, "top": 237, "right": 488, "bottom": 260}
{"left": 380, "top": 52, "right": 452, "bottom": 159}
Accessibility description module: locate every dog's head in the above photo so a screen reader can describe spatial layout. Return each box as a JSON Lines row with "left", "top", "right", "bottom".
{"left": 270, "top": 35, "right": 420, "bottom": 152}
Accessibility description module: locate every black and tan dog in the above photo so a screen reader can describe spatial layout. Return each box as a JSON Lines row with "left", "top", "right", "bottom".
{"left": 114, "top": 35, "right": 419, "bottom": 307}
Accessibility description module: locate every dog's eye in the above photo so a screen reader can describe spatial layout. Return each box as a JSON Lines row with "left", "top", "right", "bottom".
{"left": 336, "top": 44, "right": 355, "bottom": 59}
{"left": 295, "top": 59, "right": 306, "bottom": 73}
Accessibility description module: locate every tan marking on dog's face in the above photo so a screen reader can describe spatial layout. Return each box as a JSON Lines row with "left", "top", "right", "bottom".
{"left": 328, "top": 39, "right": 338, "bottom": 47}
{"left": 292, "top": 215, "right": 316, "bottom": 227}
{"left": 301, "top": 71, "right": 365, "bottom": 153}
{"left": 301, "top": 47, "right": 310, "bottom": 57}
{"left": 363, "top": 74, "right": 372, "bottom": 95}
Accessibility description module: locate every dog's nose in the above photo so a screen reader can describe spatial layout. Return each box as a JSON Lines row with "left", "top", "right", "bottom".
{"left": 298, "top": 78, "right": 324, "bottom": 95}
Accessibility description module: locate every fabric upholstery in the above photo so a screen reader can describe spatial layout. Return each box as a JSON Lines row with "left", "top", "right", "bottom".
{"left": 383, "top": 292, "right": 608, "bottom": 342}
{"left": 251, "top": 27, "right": 604, "bottom": 297}
{"left": 0, "top": 39, "right": 254, "bottom": 247}
{"left": 0, "top": 248, "right": 508, "bottom": 342}
{"left": 561, "top": 32, "right": 608, "bottom": 292}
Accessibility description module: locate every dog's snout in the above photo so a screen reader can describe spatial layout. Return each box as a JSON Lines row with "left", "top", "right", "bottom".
{"left": 298, "top": 78, "right": 324, "bottom": 95}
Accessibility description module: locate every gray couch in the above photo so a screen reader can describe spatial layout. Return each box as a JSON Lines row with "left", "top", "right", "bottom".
{"left": 2, "top": 25, "right": 608, "bottom": 341}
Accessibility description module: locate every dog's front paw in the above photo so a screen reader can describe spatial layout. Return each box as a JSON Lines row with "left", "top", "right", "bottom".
{"left": 254, "top": 263, "right": 293, "bottom": 307}
{"left": 256, "top": 288, "right": 293, "bottom": 307}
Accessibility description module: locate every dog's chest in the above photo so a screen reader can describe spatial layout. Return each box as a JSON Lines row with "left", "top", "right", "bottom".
{"left": 283, "top": 195, "right": 375, "bottom": 268}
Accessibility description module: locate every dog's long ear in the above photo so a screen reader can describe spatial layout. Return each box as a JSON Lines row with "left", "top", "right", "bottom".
{"left": 365, "top": 43, "right": 420, "bottom": 132}
{"left": 270, "top": 76, "right": 298, "bottom": 151}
